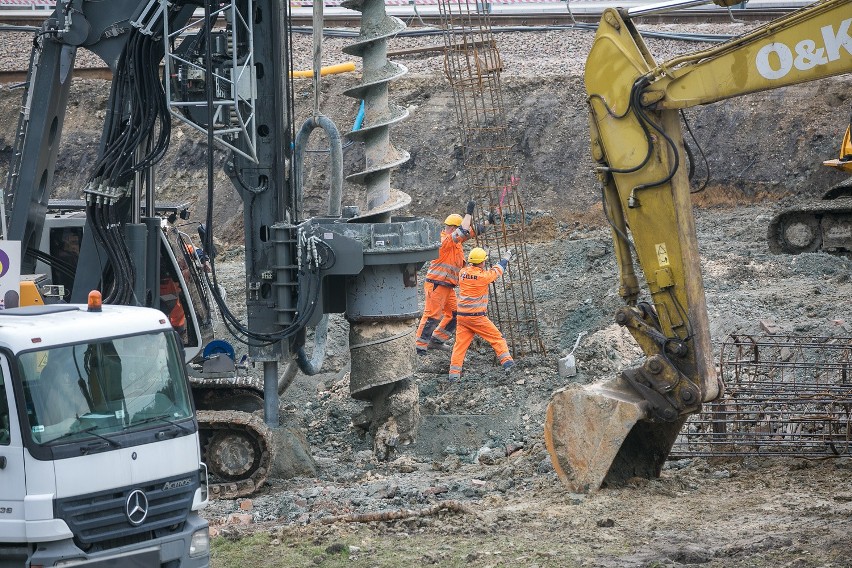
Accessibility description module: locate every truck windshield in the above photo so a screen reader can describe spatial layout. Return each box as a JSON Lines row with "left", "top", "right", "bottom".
{"left": 18, "top": 331, "right": 193, "bottom": 445}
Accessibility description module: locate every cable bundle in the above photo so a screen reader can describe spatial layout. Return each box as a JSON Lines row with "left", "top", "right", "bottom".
{"left": 89, "top": 26, "right": 171, "bottom": 189}
{"left": 84, "top": 8, "right": 176, "bottom": 305}
{"left": 202, "top": 226, "right": 332, "bottom": 347}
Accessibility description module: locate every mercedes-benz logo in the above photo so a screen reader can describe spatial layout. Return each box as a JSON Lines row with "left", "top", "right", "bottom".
{"left": 125, "top": 489, "right": 149, "bottom": 526}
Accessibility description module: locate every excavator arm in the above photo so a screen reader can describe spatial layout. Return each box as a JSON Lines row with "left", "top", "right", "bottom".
{"left": 545, "top": 0, "right": 851, "bottom": 492}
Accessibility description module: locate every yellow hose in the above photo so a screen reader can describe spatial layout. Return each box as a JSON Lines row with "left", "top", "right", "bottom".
{"left": 290, "top": 61, "right": 356, "bottom": 79}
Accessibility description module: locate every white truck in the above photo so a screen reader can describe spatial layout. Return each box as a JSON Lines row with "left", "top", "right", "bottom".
{"left": 0, "top": 300, "right": 209, "bottom": 567}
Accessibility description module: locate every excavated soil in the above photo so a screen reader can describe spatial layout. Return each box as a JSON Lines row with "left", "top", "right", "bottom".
{"left": 1, "top": 18, "right": 851, "bottom": 568}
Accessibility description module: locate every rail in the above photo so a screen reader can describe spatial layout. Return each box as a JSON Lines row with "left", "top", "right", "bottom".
{"left": 0, "top": 3, "right": 805, "bottom": 27}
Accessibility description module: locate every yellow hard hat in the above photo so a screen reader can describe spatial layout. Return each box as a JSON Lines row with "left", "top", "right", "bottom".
{"left": 468, "top": 247, "right": 487, "bottom": 264}
{"left": 444, "top": 213, "right": 463, "bottom": 226}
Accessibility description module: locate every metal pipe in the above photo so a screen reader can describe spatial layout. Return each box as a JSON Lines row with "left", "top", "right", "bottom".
{"left": 627, "top": 0, "right": 714, "bottom": 18}
{"left": 290, "top": 61, "right": 356, "bottom": 78}
{"left": 263, "top": 361, "right": 279, "bottom": 427}
{"left": 145, "top": 165, "right": 155, "bottom": 218}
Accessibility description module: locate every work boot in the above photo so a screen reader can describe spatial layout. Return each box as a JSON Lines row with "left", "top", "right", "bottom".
{"left": 416, "top": 348, "right": 428, "bottom": 356}
{"left": 427, "top": 339, "right": 453, "bottom": 352}
{"left": 502, "top": 360, "right": 515, "bottom": 373}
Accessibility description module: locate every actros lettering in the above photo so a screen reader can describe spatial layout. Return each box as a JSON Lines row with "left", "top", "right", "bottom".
{"left": 755, "top": 17, "right": 851, "bottom": 80}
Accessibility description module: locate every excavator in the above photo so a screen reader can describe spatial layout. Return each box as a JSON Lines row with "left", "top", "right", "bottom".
{"left": 768, "top": 112, "right": 852, "bottom": 254}
{"left": 544, "top": 0, "right": 851, "bottom": 492}
{"left": 3, "top": 0, "right": 436, "bottom": 498}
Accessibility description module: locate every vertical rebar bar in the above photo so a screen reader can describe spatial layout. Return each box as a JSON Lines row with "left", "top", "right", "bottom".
{"left": 437, "top": 0, "right": 544, "bottom": 356}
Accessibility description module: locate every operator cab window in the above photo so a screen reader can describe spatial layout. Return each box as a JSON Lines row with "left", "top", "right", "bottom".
{"left": 159, "top": 246, "right": 200, "bottom": 349}
{"left": 49, "top": 227, "right": 83, "bottom": 300}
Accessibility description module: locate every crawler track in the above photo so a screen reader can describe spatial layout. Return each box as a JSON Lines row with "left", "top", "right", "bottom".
{"left": 197, "top": 409, "right": 275, "bottom": 500}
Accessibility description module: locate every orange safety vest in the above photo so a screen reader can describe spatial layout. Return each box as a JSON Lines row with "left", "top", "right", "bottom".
{"left": 457, "top": 263, "right": 504, "bottom": 316}
{"left": 425, "top": 226, "right": 476, "bottom": 287}
{"left": 160, "top": 278, "right": 187, "bottom": 329}
{"left": 169, "top": 299, "right": 187, "bottom": 330}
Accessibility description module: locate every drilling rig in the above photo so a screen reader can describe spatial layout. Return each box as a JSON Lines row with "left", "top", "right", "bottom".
{"left": 4, "top": 0, "right": 436, "bottom": 498}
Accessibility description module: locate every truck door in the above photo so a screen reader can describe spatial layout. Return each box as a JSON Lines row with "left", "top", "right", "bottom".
{"left": 0, "top": 357, "right": 25, "bottom": 525}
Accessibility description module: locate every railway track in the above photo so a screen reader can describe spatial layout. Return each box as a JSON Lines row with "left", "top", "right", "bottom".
{"left": 0, "top": 4, "right": 798, "bottom": 27}
{"left": 0, "top": 3, "right": 799, "bottom": 83}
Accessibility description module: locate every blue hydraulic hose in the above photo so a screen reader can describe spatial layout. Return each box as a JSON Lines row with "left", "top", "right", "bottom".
{"left": 352, "top": 100, "right": 365, "bottom": 132}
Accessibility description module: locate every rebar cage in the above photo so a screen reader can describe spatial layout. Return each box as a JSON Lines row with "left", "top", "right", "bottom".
{"left": 671, "top": 334, "right": 852, "bottom": 459}
{"left": 437, "top": 0, "right": 544, "bottom": 357}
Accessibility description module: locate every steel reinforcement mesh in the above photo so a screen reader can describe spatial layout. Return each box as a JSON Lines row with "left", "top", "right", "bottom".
{"left": 670, "top": 334, "right": 852, "bottom": 459}
{"left": 437, "top": 0, "right": 544, "bottom": 357}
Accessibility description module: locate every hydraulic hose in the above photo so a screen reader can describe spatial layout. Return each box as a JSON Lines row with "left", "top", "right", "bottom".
{"left": 352, "top": 100, "right": 365, "bottom": 132}
{"left": 293, "top": 114, "right": 343, "bottom": 219}
{"left": 291, "top": 113, "right": 344, "bottom": 376}
{"left": 295, "top": 314, "right": 328, "bottom": 376}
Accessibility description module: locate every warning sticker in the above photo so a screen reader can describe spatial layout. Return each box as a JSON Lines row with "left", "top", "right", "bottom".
{"left": 655, "top": 243, "right": 670, "bottom": 267}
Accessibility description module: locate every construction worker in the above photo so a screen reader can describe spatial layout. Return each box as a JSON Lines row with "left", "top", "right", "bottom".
{"left": 160, "top": 259, "right": 188, "bottom": 344}
{"left": 415, "top": 200, "right": 492, "bottom": 355}
{"left": 52, "top": 228, "right": 81, "bottom": 300}
{"left": 448, "top": 247, "right": 514, "bottom": 382}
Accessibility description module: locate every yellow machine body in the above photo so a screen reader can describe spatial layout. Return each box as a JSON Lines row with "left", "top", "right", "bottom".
{"left": 545, "top": 0, "right": 852, "bottom": 492}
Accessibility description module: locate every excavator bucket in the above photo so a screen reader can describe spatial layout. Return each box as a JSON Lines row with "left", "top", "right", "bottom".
{"left": 544, "top": 375, "right": 686, "bottom": 493}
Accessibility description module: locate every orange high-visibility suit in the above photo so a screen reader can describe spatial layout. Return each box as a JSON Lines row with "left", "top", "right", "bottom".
{"left": 449, "top": 260, "right": 513, "bottom": 381}
{"left": 160, "top": 277, "right": 187, "bottom": 339}
{"left": 415, "top": 224, "right": 477, "bottom": 353}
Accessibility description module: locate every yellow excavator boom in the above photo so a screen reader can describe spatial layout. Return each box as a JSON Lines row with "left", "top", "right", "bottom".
{"left": 545, "top": 0, "right": 852, "bottom": 493}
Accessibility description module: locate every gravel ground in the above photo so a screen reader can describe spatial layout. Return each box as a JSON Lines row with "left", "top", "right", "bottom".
{"left": 202, "top": 205, "right": 852, "bottom": 567}
{"left": 1, "top": 11, "right": 850, "bottom": 567}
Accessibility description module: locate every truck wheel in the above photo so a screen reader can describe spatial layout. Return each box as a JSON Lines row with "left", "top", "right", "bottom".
{"left": 206, "top": 430, "right": 262, "bottom": 481}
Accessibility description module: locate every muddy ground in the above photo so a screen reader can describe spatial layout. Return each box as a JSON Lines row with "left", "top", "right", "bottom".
{"left": 0, "top": 19, "right": 851, "bottom": 568}
{"left": 197, "top": 205, "right": 852, "bottom": 568}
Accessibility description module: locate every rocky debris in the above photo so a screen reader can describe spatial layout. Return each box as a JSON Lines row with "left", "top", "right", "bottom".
{"left": 0, "top": 15, "right": 849, "bottom": 566}
{"left": 198, "top": 203, "right": 852, "bottom": 565}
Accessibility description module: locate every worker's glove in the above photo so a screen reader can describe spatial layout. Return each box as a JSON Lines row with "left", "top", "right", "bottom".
{"left": 502, "top": 249, "right": 513, "bottom": 261}
{"left": 466, "top": 200, "right": 476, "bottom": 215}
{"left": 488, "top": 211, "right": 496, "bottom": 225}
